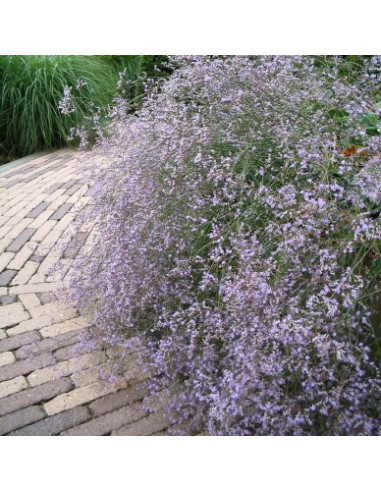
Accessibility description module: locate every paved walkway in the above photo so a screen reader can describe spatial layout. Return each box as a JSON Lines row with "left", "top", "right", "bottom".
{"left": 0, "top": 150, "right": 173, "bottom": 435}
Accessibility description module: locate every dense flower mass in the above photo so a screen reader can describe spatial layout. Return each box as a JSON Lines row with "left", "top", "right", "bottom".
{"left": 69, "top": 56, "right": 381, "bottom": 435}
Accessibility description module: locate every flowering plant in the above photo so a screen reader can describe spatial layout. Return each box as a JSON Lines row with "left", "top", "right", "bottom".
{"left": 69, "top": 56, "right": 381, "bottom": 435}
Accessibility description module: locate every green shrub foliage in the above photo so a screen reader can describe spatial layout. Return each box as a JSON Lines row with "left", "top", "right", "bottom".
{"left": 0, "top": 55, "right": 117, "bottom": 157}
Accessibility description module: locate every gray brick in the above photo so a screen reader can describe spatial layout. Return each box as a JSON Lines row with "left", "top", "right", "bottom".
{"left": 22, "top": 169, "right": 48, "bottom": 183}
{"left": 6, "top": 229, "right": 37, "bottom": 253}
{"left": 26, "top": 201, "right": 49, "bottom": 219}
{"left": 9, "top": 406, "right": 91, "bottom": 436}
{"left": 89, "top": 382, "right": 148, "bottom": 417}
{"left": 65, "top": 184, "right": 82, "bottom": 196}
{"left": 61, "top": 401, "right": 148, "bottom": 436}
{"left": 0, "top": 270, "right": 17, "bottom": 287}
{"left": 15, "top": 330, "right": 80, "bottom": 360}
{"left": 0, "top": 295, "right": 17, "bottom": 306}
{"left": 0, "top": 405, "right": 45, "bottom": 435}
{"left": 53, "top": 343, "right": 81, "bottom": 361}
{"left": 112, "top": 410, "right": 174, "bottom": 436}
{"left": 62, "top": 179, "right": 78, "bottom": 190}
{"left": 0, "top": 377, "right": 73, "bottom": 416}
{"left": 3, "top": 179, "right": 20, "bottom": 189}
{"left": 37, "top": 292, "right": 57, "bottom": 304}
{"left": 0, "top": 330, "right": 41, "bottom": 353}
{"left": 0, "top": 352, "right": 55, "bottom": 382}
{"left": 46, "top": 182, "right": 63, "bottom": 194}
{"left": 50, "top": 203, "right": 73, "bottom": 220}
{"left": 30, "top": 255, "right": 43, "bottom": 263}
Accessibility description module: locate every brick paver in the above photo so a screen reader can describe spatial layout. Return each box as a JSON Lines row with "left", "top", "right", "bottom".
{"left": 61, "top": 401, "right": 148, "bottom": 436}
{"left": 0, "top": 377, "right": 73, "bottom": 417}
{"left": 9, "top": 406, "right": 91, "bottom": 436}
{"left": 0, "top": 405, "right": 45, "bottom": 435}
{"left": 0, "top": 351, "right": 16, "bottom": 366}
{"left": 0, "top": 331, "right": 41, "bottom": 353}
{"left": 0, "top": 376, "right": 29, "bottom": 399}
{"left": 0, "top": 150, "right": 173, "bottom": 436}
{"left": 112, "top": 409, "right": 173, "bottom": 436}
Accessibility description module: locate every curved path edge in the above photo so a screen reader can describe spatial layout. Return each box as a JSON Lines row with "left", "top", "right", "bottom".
{"left": 0, "top": 149, "right": 174, "bottom": 436}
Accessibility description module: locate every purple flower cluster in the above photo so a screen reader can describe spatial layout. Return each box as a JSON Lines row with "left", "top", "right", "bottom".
{"left": 69, "top": 56, "right": 381, "bottom": 435}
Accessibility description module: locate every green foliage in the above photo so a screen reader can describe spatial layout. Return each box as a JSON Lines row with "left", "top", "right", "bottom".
{"left": 140, "top": 55, "right": 171, "bottom": 77}
{"left": 97, "top": 55, "right": 171, "bottom": 104}
{"left": 97, "top": 55, "right": 170, "bottom": 78}
{"left": 96, "top": 55, "right": 144, "bottom": 78}
{"left": 0, "top": 55, "right": 117, "bottom": 158}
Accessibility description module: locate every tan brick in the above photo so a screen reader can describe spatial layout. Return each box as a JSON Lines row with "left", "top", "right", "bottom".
{"left": 3, "top": 201, "right": 30, "bottom": 218}
{"left": 0, "top": 238, "right": 13, "bottom": 254}
{"left": 10, "top": 261, "right": 39, "bottom": 285}
{"left": 0, "top": 287, "right": 8, "bottom": 296}
{"left": 0, "top": 330, "right": 6, "bottom": 340}
{"left": 0, "top": 351, "right": 16, "bottom": 366}
{"left": 43, "top": 382, "right": 106, "bottom": 415}
{"left": 0, "top": 252, "right": 15, "bottom": 273}
{"left": 0, "top": 376, "right": 29, "bottom": 399}
{"left": 35, "top": 229, "right": 62, "bottom": 255}
{"left": 27, "top": 352, "right": 105, "bottom": 387}
{"left": 70, "top": 366, "right": 100, "bottom": 387}
{"left": 6, "top": 218, "right": 34, "bottom": 239}
{"left": 0, "top": 225, "right": 13, "bottom": 238}
{"left": 28, "top": 300, "right": 70, "bottom": 319}
{"left": 0, "top": 306, "right": 30, "bottom": 330}
{"left": 9, "top": 281, "right": 63, "bottom": 295}
{"left": 39, "top": 317, "right": 83, "bottom": 338}
{"left": 18, "top": 293, "right": 41, "bottom": 311}
{"left": 0, "top": 215, "right": 11, "bottom": 228}
{"left": 7, "top": 308, "right": 77, "bottom": 336}
{"left": 71, "top": 196, "right": 90, "bottom": 212}
{"left": 7, "top": 241, "right": 38, "bottom": 270}
{"left": 28, "top": 273, "right": 47, "bottom": 285}
{"left": 0, "top": 301, "right": 26, "bottom": 317}
{"left": 45, "top": 188, "right": 65, "bottom": 203}
{"left": 3, "top": 214, "right": 27, "bottom": 228}
{"left": 30, "top": 220, "right": 57, "bottom": 243}
{"left": 29, "top": 209, "right": 54, "bottom": 229}
{"left": 54, "top": 212, "right": 75, "bottom": 232}
{"left": 47, "top": 195, "right": 68, "bottom": 212}
{"left": 66, "top": 186, "right": 89, "bottom": 204}
{"left": 69, "top": 315, "right": 91, "bottom": 328}
{"left": 44, "top": 377, "right": 128, "bottom": 416}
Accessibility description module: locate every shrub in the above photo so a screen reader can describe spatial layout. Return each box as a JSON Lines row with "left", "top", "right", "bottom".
{"left": 69, "top": 56, "right": 381, "bottom": 435}
{"left": 0, "top": 55, "right": 117, "bottom": 158}
{"left": 96, "top": 55, "right": 171, "bottom": 103}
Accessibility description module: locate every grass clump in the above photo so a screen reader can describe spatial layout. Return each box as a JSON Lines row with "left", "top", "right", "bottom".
{"left": 0, "top": 55, "right": 117, "bottom": 159}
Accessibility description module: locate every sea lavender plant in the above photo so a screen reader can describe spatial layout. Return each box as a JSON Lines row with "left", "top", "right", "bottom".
{"left": 68, "top": 56, "right": 381, "bottom": 435}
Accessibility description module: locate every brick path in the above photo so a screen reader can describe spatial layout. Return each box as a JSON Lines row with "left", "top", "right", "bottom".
{"left": 0, "top": 150, "right": 173, "bottom": 435}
